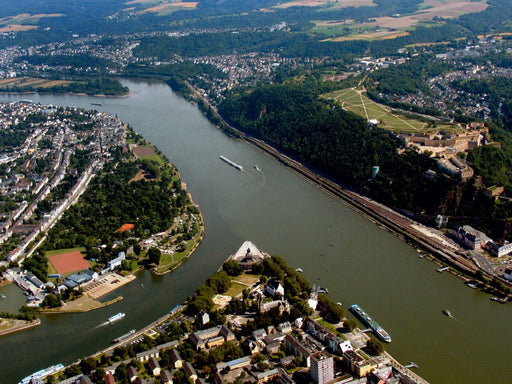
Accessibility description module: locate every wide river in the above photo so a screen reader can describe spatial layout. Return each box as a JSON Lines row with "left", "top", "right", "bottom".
{"left": 0, "top": 79, "right": 509, "bottom": 384}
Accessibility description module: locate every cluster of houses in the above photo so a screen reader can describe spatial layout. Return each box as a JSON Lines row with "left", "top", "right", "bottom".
{"left": 87, "top": 311, "right": 414, "bottom": 384}
{"left": 95, "top": 341, "right": 199, "bottom": 384}
{"left": 452, "top": 224, "right": 512, "bottom": 257}
{"left": 46, "top": 242, "right": 421, "bottom": 384}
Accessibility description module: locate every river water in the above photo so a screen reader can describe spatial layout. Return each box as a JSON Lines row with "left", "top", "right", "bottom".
{"left": 0, "top": 79, "right": 509, "bottom": 384}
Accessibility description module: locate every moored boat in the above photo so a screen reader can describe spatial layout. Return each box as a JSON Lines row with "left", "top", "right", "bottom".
{"left": 112, "top": 329, "right": 136, "bottom": 343}
{"left": 19, "top": 363, "right": 64, "bottom": 384}
{"left": 350, "top": 304, "right": 392, "bottom": 343}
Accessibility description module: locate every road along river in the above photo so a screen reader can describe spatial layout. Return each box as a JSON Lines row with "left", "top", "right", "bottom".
{"left": 0, "top": 79, "right": 510, "bottom": 384}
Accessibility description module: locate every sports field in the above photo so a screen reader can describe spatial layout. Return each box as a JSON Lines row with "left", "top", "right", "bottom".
{"left": 324, "top": 88, "right": 455, "bottom": 134}
{"left": 48, "top": 249, "right": 90, "bottom": 275}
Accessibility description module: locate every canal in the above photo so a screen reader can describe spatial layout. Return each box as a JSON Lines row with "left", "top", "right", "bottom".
{"left": 0, "top": 79, "right": 509, "bottom": 383}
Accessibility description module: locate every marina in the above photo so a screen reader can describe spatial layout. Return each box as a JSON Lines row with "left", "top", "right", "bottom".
{"left": 350, "top": 304, "right": 392, "bottom": 343}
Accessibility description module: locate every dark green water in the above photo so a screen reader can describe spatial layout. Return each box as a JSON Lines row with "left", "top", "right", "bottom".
{"left": 0, "top": 79, "right": 509, "bottom": 383}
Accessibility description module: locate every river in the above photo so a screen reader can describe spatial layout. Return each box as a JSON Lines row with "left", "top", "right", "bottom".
{"left": 0, "top": 79, "right": 509, "bottom": 384}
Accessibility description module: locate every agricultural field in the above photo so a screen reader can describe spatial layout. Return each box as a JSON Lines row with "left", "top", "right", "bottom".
{"left": 324, "top": 88, "right": 458, "bottom": 135}
{"left": 0, "top": 77, "right": 71, "bottom": 91}
{"left": 0, "top": 13, "right": 63, "bottom": 32}
{"left": 313, "top": 0, "right": 488, "bottom": 40}
{"left": 273, "top": 0, "right": 374, "bottom": 10}
{"left": 126, "top": 0, "right": 198, "bottom": 15}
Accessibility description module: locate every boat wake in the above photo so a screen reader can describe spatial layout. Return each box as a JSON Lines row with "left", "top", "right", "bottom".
{"left": 96, "top": 322, "right": 109, "bottom": 328}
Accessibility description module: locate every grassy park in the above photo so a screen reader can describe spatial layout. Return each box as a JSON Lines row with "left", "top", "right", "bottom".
{"left": 323, "top": 88, "right": 459, "bottom": 135}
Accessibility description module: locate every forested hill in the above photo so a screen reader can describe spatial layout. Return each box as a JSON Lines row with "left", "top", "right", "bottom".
{"left": 218, "top": 85, "right": 399, "bottom": 186}
{"left": 218, "top": 84, "right": 512, "bottom": 238}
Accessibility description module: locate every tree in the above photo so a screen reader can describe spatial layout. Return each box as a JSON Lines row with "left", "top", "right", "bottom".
{"left": 344, "top": 319, "right": 357, "bottom": 332}
{"left": 366, "top": 338, "right": 384, "bottom": 356}
{"left": 133, "top": 243, "right": 141, "bottom": 256}
{"left": 206, "top": 271, "right": 231, "bottom": 294}
{"left": 222, "top": 259, "right": 243, "bottom": 276}
{"left": 148, "top": 247, "right": 161, "bottom": 265}
{"left": 114, "top": 363, "right": 128, "bottom": 383}
{"left": 43, "top": 293, "right": 62, "bottom": 308}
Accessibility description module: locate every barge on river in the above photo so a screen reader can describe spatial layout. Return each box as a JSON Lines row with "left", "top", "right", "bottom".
{"left": 350, "top": 304, "right": 392, "bottom": 343}
{"left": 220, "top": 155, "right": 243, "bottom": 171}
{"left": 112, "top": 329, "right": 136, "bottom": 343}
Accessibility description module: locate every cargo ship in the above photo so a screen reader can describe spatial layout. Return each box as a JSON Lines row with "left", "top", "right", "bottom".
{"left": 219, "top": 155, "right": 243, "bottom": 171}
{"left": 350, "top": 304, "right": 392, "bottom": 343}
{"left": 108, "top": 312, "right": 125, "bottom": 323}
{"left": 19, "top": 363, "right": 64, "bottom": 384}
{"left": 112, "top": 329, "right": 136, "bottom": 343}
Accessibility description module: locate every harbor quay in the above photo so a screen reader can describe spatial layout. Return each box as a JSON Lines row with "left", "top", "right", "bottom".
{"left": 35, "top": 241, "right": 430, "bottom": 384}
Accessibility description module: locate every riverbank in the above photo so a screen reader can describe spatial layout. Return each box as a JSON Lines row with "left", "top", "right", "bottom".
{"left": 0, "top": 318, "right": 41, "bottom": 337}
{"left": 187, "top": 83, "right": 504, "bottom": 290}
{"left": 41, "top": 296, "right": 123, "bottom": 313}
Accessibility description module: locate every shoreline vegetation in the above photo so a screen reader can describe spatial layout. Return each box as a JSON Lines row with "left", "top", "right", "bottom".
{"left": 0, "top": 77, "right": 130, "bottom": 97}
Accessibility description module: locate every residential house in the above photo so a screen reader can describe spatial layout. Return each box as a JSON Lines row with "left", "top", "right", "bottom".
{"left": 169, "top": 349, "right": 183, "bottom": 368}
{"left": 136, "top": 348, "right": 159, "bottom": 363}
{"left": 183, "top": 362, "right": 198, "bottom": 382}
{"left": 284, "top": 335, "right": 311, "bottom": 367}
{"left": 104, "top": 373, "right": 115, "bottom": 384}
{"left": 266, "top": 279, "right": 284, "bottom": 297}
{"left": 148, "top": 356, "right": 161, "bottom": 376}
{"left": 107, "top": 251, "right": 126, "bottom": 270}
{"left": 127, "top": 366, "right": 138, "bottom": 382}
{"left": 160, "top": 370, "right": 172, "bottom": 384}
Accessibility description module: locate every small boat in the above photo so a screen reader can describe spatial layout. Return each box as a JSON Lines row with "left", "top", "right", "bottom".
{"left": 108, "top": 312, "right": 125, "bottom": 323}
{"left": 491, "top": 297, "right": 508, "bottom": 303}
{"left": 254, "top": 165, "right": 261, "bottom": 171}
{"left": 318, "top": 286, "right": 329, "bottom": 294}
{"left": 442, "top": 308, "right": 452, "bottom": 317}
{"left": 0, "top": 293, "right": 6, "bottom": 299}
{"left": 465, "top": 282, "right": 478, "bottom": 289}
{"left": 91, "top": 102, "right": 102, "bottom": 106}
{"left": 296, "top": 268, "right": 303, "bottom": 273}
